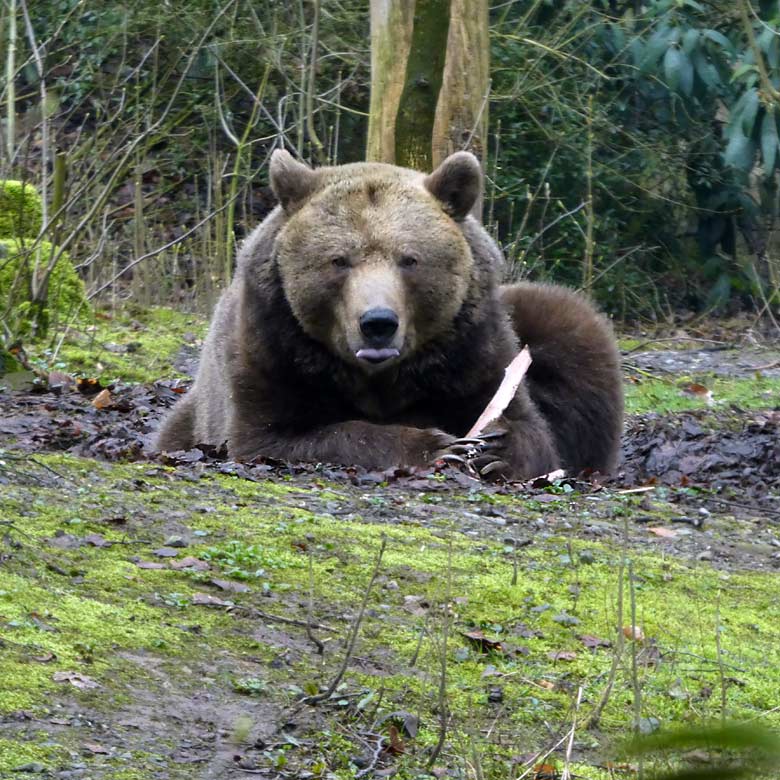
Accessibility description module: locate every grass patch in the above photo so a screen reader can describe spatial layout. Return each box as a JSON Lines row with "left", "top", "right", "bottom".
{"left": 25, "top": 306, "right": 206, "bottom": 384}
{"left": 625, "top": 373, "right": 780, "bottom": 414}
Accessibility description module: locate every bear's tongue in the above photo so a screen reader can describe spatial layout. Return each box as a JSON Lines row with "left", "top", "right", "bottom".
{"left": 355, "top": 347, "right": 400, "bottom": 364}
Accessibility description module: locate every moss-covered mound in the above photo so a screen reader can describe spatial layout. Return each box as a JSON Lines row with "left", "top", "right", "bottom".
{"left": 0, "top": 239, "right": 89, "bottom": 335}
{"left": 0, "top": 181, "right": 43, "bottom": 239}
{"left": 0, "top": 182, "right": 89, "bottom": 336}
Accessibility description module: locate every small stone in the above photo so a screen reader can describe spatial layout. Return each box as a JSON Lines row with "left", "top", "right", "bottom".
{"left": 579, "top": 550, "right": 596, "bottom": 564}
{"left": 697, "top": 550, "right": 714, "bottom": 561}
{"left": 153, "top": 547, "right": 180, "bottom": 558}
{"left": 164, "top": 536, "right": 188, "bottom": 548}
{"left": 487, "top": 686, "right": 504, "bottom": 703}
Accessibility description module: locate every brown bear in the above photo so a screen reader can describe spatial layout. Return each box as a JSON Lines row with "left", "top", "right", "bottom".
{"left": 154, "top": 150, "right": 623, "bottom": 479}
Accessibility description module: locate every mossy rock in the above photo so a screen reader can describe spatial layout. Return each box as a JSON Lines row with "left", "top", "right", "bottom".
{"left": 0, "top": 239, "right": 89, "bottom": 335}
{"left": 0, "top": 181, "right": 43, "bottom": 239}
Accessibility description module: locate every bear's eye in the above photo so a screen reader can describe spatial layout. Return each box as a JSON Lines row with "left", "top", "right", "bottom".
{"left": 331, "top": 255, "right": 350, "bottom": 269}
{"left": 399, "top": 255, "right": 418, "bottom": 269}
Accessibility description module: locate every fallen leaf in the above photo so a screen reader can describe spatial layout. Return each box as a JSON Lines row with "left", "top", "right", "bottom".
{"left": 210, "top": 578, "right": 250, "bottom": 593}
{"left": 52, "top": 671, "right": 99, "bottom": 689}
{"left": 461, "top": 630, "right": 504, "bottom": 654}
{"left": 533, "top": 763, "right": 560, "bottom": 779}
{"left": 623, "top": 625, "right": 645, "bottom": 641}
{"left": 91, "top": 389, "right": 112, "bottom": 409}
{"left": 648, "top": 526, "right": 677, "bottom": 538}
{"left": 387, "top": 723, "right": 405, "bottom": 755}
{"left": 681, "top": 382, "right": 714, "bottom": 405}
{"left": 135, "top": 560, "right": 167, "bottom": 570}
{"left": 170, "top": 556, "right": 210, "bottom": 571}
{"left": 580, "top": 634, "right": 611, "bottom": 649}
{"left": 192, "top": 592, "right": 231, "bottom": 608}
{"left": 547, "top": 650, "right": 577, "bottom": 662}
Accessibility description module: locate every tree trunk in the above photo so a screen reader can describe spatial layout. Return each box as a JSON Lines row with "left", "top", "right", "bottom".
{"left": 431, "top": 0, "right": 490, "bottom": 169}
{"left": 393, "top": 0, "right": 451, "bottom": 171}
{"left": 366, "top": 0, "right": 415, "bottom": 165}
{"left": 367, "top": 0, "right": 489, "bottom": 217}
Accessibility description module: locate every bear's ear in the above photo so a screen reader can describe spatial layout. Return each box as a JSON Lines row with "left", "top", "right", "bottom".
{"left": 270, "top": 149, "right": 318, "bottom": 212}
{"left": 423, "top": 151, "right": 482, "bottom": 220}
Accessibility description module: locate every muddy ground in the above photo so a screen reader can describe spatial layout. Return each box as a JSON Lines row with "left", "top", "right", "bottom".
{"left": 1, "top": 338, "right": 779, "bottom": 780}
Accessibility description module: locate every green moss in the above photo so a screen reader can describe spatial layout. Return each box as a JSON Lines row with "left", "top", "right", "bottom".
{"left": 0, "top": 238, "right": 89, "bottom": 336}
{"left": 42, "top": 306, "right": 206, "bottom": 383}
{"left": 3, "top": 452, "right": 779, "bottom": 778}
{"left": 625, "top": 373, "right": 780, "bottom": 414}
{"left": 0, "top": 180, "right": 43, "bottom": 239}
{"left": 0, "top": 737, "right": 65, "bottom": 773}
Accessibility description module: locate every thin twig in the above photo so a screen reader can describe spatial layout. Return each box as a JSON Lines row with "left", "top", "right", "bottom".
{"left": 428, "top": 537, "right": 453, "bottom": 769}
{"left": 306, "top": 548, "right": 324, "bottom": 655}
{"left": 301, "top": 536, "right": 387, "bottom": 705}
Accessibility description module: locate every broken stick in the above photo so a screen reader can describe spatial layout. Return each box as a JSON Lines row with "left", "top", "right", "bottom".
{"left": 466, "top": 346, "right": 532, "bottom": 439}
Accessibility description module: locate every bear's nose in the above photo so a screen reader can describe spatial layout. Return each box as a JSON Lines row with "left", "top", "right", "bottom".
{"left": 359, "top": 307, "right": 399, "bottom": 346}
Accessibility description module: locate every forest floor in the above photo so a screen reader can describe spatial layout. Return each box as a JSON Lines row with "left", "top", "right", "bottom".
{"left": 0, "top": 309, "right": 779, "bottom": 780}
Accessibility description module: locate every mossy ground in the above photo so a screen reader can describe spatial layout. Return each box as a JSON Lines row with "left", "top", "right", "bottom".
{"left": 1, "top": 451, "right": 778, "bottom": 778}
{"left": 24, "top": 306, "right": 206, "bottom": 384}
{"left": 0, "top": 314, "right": 778, "bottom": 777}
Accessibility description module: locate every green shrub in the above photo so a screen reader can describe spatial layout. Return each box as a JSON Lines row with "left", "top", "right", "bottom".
{"left": 0, "top": 240, "right": 89, "bottom": 335}
{"left": 0, "top": 181, "right": 43, "bottom": 239}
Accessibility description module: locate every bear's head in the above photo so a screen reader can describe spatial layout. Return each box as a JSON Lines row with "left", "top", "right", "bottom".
{"left": 269, "top": 150, "right": 488, "bottom": 374}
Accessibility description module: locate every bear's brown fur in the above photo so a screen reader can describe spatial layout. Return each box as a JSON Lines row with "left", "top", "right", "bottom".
{"left": 155, "top": 150, "right": 623, "bottom": 478}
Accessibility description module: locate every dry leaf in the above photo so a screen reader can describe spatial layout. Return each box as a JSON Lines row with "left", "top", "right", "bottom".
{"left": 52, "top": 671, "right": 99, "bottom": 689}
{"left": 580, "top": 634, "right": 611, "bottom": 649}
{"left": 91, "top": 389, "right": 112, "bottom": 409}
{"left": 623, "top": 625, "right": 645, "bottom": 641}
{"left": 169, "top": 556, "right": 210, "bottom": 571}
{"left": 461, "top": 630, "right": 504, "bottom": 654}
{"left": 192, "top": 592, "right": 231, "bottom": 608}
{"left": 648, "top": 526, "right": 677, "bottom": 538}
{"left": 387, "top": 723, "right": 405, "bottom": 755}
{"left": 135, "top": 560, "right": 167, "bottom": 570}
{"left": 547, "top": 650, "right": 577, "bottom": 662}
{"left": 681, "top": 382, "right": 714, "bottom": 406}
{"left": 210, "top": 578, "right": 250, "bottom": 593}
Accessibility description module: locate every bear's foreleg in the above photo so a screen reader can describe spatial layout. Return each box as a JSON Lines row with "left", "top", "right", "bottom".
{"left": 229, "top": 420, "right": 466, "bottom": 470}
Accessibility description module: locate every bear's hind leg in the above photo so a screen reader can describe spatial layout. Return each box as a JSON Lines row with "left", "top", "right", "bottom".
{"left": 500, "top": 283, "right": 623, "bottom": 474}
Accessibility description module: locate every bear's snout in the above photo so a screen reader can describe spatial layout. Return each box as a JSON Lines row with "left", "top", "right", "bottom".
{"left": 359, "top": 308, "right": 399, "bottom": 346}
{"left": 355, "top": 307, "right": 401, "bottom": 364}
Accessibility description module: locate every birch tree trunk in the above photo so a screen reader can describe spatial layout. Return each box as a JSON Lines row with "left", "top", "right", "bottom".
{"left": 366, "top": 0, "right": 490, "bottom": 217}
